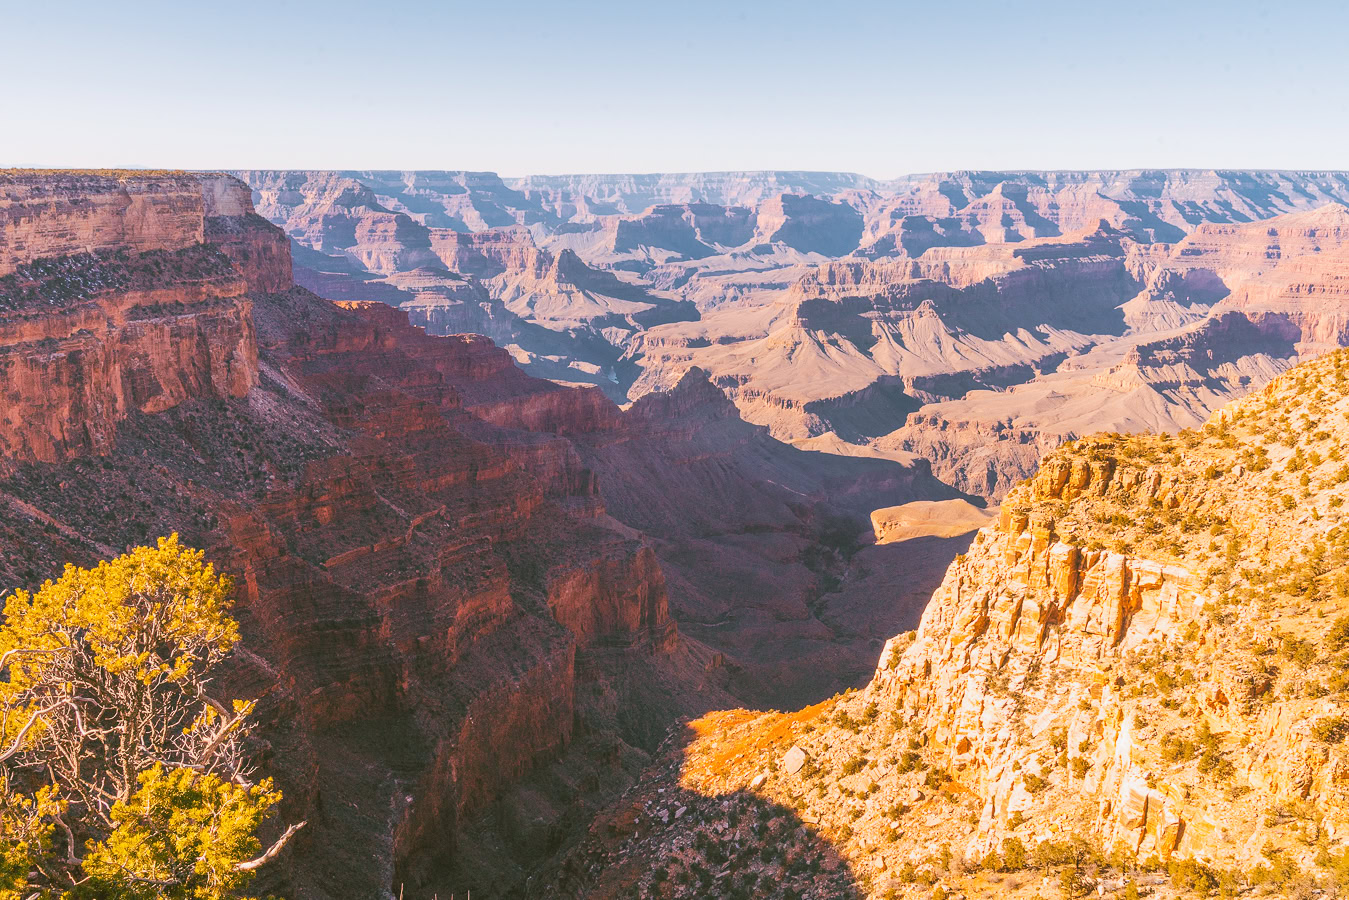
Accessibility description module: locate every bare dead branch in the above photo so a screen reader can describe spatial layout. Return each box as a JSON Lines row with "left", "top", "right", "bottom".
{"left": 234, "top": 820, "right": 307, "bottom": 871}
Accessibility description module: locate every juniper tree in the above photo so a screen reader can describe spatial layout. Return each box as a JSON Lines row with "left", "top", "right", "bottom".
{"left": 0, "top": 535, "right": 302, "bottom": 899}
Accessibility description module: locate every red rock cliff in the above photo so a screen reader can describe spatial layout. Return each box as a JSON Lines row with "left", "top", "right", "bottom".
{"left": 0, "top": 171, "right": 291, "bottom": 464}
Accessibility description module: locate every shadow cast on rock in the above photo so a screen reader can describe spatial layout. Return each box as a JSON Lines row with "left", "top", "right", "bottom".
{"left": 530, "top": 722, "right": 864, "bottom": 899}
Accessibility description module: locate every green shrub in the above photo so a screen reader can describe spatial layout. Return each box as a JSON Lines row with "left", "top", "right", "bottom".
{"left": 841, "top": 755, "right": 867, "bottom": 776}
{"left": 1169, "top": 857, "right": 1219, "bottom": 894}
{"left": 1313, "top": 716, "right": 1349, "bottom": 744}
{"left": 924, "top": 769, "right": 949, "bottom": 790}
{"left": 1001, "top": 837, "right": 1027, "bottom": 871}
{"left": 1328, "top": 616, "right": 1349, "bottom": 650}
{"left": 897, "top": 750, "right": 923, "bottom": 773}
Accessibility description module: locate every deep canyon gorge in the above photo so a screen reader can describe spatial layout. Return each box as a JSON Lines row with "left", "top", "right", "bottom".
{"left": 5, "top": 166, "right": 1349, "bottom": 899}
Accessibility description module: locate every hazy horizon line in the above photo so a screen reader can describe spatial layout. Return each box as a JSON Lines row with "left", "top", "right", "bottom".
{"left": 7, "top": 164, "right": 1349, "bottom": 182}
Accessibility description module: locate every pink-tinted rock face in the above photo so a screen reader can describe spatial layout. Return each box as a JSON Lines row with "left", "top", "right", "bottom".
{"left": 0, "top": 172, "right": 290, "bottom": 465}
{"left": 428, "top": 226, "right": 549, "bottom": 277}
{"left": 544, "top": 544, "right": 677, "bottom": 652}
{"left": 1156, "top": 204, "right": 1349, "bottom": 347}
{"left": 755, "top": 192, "right": 864, "bottom": 256}
{"left": 205, "top": 212, "right": 294, "bottom": 293}
{"left": 0, "top": 171, "right": 209, "bottom": 273}
{"left": 0, "top": 172, "right": 272, "bottom": 274}
{"left": 234, "top": 169, "right": 1349, "bottom": 441}
{"left": 0, "top": 268, "right": 257, "bottom": 463}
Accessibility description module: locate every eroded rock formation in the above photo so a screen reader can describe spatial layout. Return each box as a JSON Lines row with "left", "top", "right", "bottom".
{"left": 0, "top": 170, "right": 963, "bottom": 899}
{"left": 567, "top": 350, "right": 1349, "bottom": 899}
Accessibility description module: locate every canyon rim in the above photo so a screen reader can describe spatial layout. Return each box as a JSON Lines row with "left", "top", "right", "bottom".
{"left": 6, "top": 1, "right": 1349, "bottom": 898}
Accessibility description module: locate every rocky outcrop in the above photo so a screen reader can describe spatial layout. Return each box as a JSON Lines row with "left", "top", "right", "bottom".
{"left": 755, "top": 192, "right": 864, "bottom": 256}
{"left": 1161, "top": 204, "right": 1349, "bottom": 348}
{"left": 1, "top": 170, "right": 226, "bottom": 273}
{"left": 567, "top": 349, "right": 1349, "bottom": 900}
{"left": 0, "top": 252, "right": 257, "bottom": 463}
{"left": 611, "top": 203, "right": 756, "bottom": 260}
{"left": 862, "top": 396, "right": 1349, "bottom": 874}
{"left": 0, "top": 172, "right": 286, "bottom": 464}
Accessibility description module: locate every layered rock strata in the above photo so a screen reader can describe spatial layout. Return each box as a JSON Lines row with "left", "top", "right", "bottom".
{"left": 561, "top": 349, "right": 1349, "bottom": 899}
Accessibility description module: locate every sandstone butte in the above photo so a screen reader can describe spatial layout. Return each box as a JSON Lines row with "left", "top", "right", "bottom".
{"left": 0, "top": 170, "right": 970, "bottom": 899}
{"left": 548, "top": 348, "right": 1349, "bottom": 899}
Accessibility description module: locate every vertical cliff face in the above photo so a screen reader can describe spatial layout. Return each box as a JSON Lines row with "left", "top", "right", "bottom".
{"left": 0, "top": 171, "right": 213, "bottom": 273}
{"left": 0, "top": 251, "right": 257, "bottom": 462}
{"left": 0, "top": 171, "right": 289, "bottom": 464}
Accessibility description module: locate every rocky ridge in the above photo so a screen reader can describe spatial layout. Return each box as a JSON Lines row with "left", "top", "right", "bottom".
{"left": 550, "top": 347, "right": 1349, "bottom": 899}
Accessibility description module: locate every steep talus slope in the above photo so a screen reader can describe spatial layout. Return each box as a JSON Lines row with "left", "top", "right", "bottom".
{"left": 397, "top": 344, "right": 974, "bottom": 709}
{"left": 280, "top": 301, "right": 965, "bottom": 714}
{"left": 555, "top": 348, "right": 1349, "bottom": 899}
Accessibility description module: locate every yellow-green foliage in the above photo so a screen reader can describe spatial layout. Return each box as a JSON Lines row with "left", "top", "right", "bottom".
{"left": 81, "top": 766, "right": 280, "bottom": 900}
{"left": 0, "top": 780, "right": 58, "bottom": 900}
{"left": 0, "top": 537, "right": 291, "bottom": 900}
{"left": 0, "top": 533, "right": 238, "bottom": 693}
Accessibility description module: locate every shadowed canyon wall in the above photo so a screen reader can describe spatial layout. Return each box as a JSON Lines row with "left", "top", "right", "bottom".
{"left": 0, "top": 170, "right": 957, "bottom": 898}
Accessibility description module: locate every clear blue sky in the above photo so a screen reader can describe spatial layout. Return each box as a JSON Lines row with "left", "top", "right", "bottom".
{"left": 2, "top": 0, "right": 1345, "bottom": 177}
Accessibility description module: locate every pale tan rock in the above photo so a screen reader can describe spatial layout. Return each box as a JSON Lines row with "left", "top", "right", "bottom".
{"left": 871, "top": 499, "right": 994, "bottom": 544}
